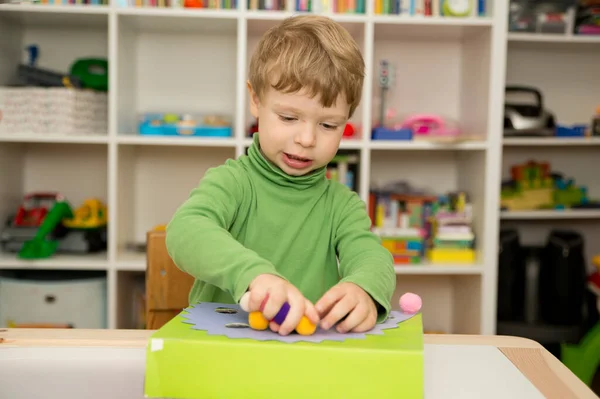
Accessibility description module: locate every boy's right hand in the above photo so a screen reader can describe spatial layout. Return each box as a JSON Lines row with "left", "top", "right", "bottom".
{"left": 246, "top": 274, "right": 320, "bottom": 336}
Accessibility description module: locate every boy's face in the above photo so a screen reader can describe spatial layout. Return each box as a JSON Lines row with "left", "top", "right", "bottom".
{"left": 248, "top": 82, "right": 349, "bottom": 177}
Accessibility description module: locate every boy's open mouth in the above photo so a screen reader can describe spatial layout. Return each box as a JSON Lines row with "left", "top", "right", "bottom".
{"left": 285, "top": 153, "right": 311, "bottom": 162}
{"left": 283, "top": 152, "right": 313, "bottom": 169}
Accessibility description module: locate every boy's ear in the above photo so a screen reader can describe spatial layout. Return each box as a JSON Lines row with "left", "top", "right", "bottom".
{"left": 247, "top": 81, "right": 260, "bottom": 119}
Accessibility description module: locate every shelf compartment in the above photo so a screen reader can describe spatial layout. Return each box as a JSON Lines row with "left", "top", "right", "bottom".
{"left": 115, "top": 145, "right": 235, "bottom": 261}
{"left": 0, "top": 142, "right": 109, "bottom": 267}
{"left": 502, "top": 147, "right": 600, "bottom": 215}
{"left": 371, "top": 24, "right": 491, "bottom": 145}
{"left": 116, "top": 12, "right": 238, "bottom": 137}
{"left": 506, "top": 43, "right": 600, "bottom": 126}
{"left": 370, "top": 150, "right": 486, "bottom": 269}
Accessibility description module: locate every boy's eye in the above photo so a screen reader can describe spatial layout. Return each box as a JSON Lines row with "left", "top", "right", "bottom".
{"left": 322, "top": 123, "right": 337, "bottom": 130}
{"left": 278, "top": 115, "right": 296, "bottom": 122}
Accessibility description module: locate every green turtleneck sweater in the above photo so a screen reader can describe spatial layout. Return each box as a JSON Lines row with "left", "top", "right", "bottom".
{"left": 165, "top": 134, "right": 396, "bottom": 321}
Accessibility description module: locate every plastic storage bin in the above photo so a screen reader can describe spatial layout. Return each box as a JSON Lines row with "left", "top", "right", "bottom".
{"left": 0, "top": 271, "right": 107, "bottom": 328}
{"left": 138, "top": 113, "right": 232, "bottom": 137}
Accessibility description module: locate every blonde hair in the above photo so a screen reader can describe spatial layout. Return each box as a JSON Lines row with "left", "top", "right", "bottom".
{"left": 248, "top": 15, "right": 365, "bottom": 118}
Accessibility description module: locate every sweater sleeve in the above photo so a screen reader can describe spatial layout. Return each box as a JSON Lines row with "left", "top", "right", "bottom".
{"left": 165, "top": 163, "right": 285, "bottom": 303}
{"left": 334, "top": 188, "right": 396, "bottom": 322}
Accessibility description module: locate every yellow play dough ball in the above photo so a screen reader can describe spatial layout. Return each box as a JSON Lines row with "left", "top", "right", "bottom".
{"left": 295, "top": 316, "right": 317, "bottom": 336}
{"left": 248, "top": 311, "right": 269, "bottom": 330}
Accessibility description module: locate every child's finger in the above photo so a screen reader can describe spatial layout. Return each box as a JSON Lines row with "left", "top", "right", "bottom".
{"left": 320, "top": 295, "right": 355, "bottom": 330}
{"left": 304, "top": 299, "right": 320, "bottom": 325}
{"left": 262, "top": 285, "right": 287, "bottom": 321}
{"left": 315, "top": 285, "right": 344, "bottom": 317}
{"left": 269, "top": 321, "right": 280, "bottom": 333}
{"left": 278, "top": 291, "right": 304, "bottom": 336}
{"left": 248, "top": 287, "right": 268, "bottom": 312}
{"left": 350, "top": 313, "right": 376, "bottom": 333}
{"left": 336, "top": 303, "right": 367, "bottom": 333}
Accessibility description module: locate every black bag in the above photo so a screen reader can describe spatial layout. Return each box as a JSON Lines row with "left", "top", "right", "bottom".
{"left": 497, "top": 229, "right": 526, "bottom": 321}
{"left": 538, "top": 229, "right": 587, "bottom": 326}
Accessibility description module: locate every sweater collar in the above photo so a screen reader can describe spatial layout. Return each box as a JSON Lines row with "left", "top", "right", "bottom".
{"left": 247, "top": 133, "right": 327, "bottom": 190}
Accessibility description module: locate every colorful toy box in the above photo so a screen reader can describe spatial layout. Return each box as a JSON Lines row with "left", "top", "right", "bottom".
{"left": 138, "top": 113, "right": 232, "bottom": 137}
{"left": 144, "top": 302, "right": 424, "bottom": 399}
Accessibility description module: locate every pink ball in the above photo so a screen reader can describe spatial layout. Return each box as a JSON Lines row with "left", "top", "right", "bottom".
{"left": 399, "top": 293, "right": 422, "bottom": 314}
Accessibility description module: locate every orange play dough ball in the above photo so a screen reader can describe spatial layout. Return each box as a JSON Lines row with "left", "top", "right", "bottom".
{"left": 295, "top": 316, "right": 317, "bottom": 336}
{"left": 248, "top": 311, "right": 269, "bottom": 330}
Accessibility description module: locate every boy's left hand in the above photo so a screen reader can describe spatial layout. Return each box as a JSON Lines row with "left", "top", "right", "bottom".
{"left": 315, "top": 282, "right": 377, "bottom": 333}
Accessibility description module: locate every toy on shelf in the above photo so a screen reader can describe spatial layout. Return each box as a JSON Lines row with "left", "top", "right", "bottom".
{"left": 500, "top": 160, "right": 600, "bottom": 211}
{"left": 401, "top": 114, "right": 465, "bottom": 143}
{"left": 239, "top": 292, "right": 317, "bottom": 336}
{"left": 503, "top": 86, "right": 556, "bottom": 137}
{"left": 371, "top": 60, "right": 413, "bottom": 141}
{"left": 62, "top": 199, "right": 108, "bottom": 229}
{"left": 0, "top": 193, "right": 108, "bottom": 259}
{"left": 427, "top": 192, "right": 476, "bottom": 264}
{"left": 16, "top": 195, "right": 74, "bottom": 259}
{"left": 138, "top": 113, "right": 232, "bottom": 137}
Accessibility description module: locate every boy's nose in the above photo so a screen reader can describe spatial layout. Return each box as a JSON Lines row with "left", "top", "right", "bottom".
{"left": 295, "top": 125, "right": 317, "bottom": 148}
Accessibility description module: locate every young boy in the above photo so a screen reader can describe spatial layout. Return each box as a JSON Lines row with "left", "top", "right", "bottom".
{"left": 165, "top": 15, "right": 395, "bottom": 337}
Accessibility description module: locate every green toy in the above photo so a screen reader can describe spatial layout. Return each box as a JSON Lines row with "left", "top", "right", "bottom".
{"left": 442, "top": 0, "right": 472, "bottom": 16}
{"left": 18, "top": 201, "right": 73, "bottom": 259}
{"left": 70, "top": 58, "right": 108, "bottom": 92}
{"left": 561, "top": 322, "right": 600, "bottom": 386}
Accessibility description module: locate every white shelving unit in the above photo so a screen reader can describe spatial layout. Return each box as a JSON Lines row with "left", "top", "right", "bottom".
{"left": 502, "top": 31, "right": 600, "bottom": 275}
{"left": 0, "top": 1, "right": 509, "bottom": 334}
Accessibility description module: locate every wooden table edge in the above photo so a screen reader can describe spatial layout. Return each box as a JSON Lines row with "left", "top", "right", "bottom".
{"left": 1, "top": 329, "right": 597, "bottom": 398}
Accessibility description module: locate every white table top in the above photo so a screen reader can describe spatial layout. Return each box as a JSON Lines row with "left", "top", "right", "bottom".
{"left": 0, "top": 328, "right": 597, "bottom": 399}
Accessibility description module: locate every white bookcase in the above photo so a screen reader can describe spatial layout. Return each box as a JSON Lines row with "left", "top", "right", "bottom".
{"left": 0, "top": 1, "right": 511, "bottom": 334}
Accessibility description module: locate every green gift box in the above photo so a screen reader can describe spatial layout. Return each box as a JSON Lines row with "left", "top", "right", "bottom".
{"left": 144, "top": 302, "right": 424, "bottom": 399}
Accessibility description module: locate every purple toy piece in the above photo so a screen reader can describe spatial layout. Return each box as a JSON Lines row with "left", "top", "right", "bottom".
{"left": 272, "top": 302, "right": 290, "bottom": 325}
